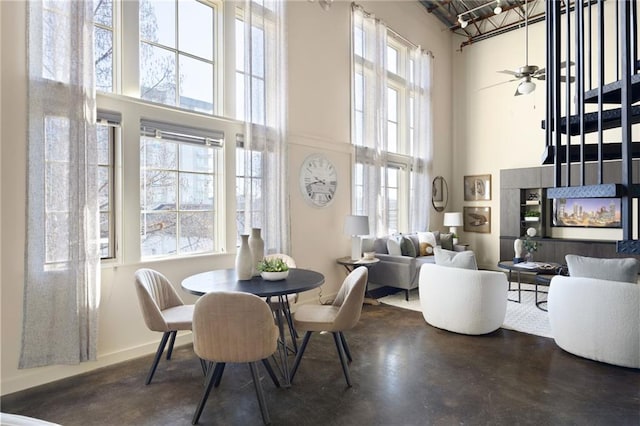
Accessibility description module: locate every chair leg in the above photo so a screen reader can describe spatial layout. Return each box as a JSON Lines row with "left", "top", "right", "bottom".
{"left": 333, "top": 332, "right": 352, "bottom": 387}
{"left": 339, "top": 331, "right": 352, "bottom": 362}
{"left": 166, "top": 330, "right": 177, "bottom": 360}
{"left": 283, "top": 305, "right": 299, "bottom": 353}
{"left": 145, "top": 331, "right": 170, "bottom": 385}
{"left": 192, "top": 363, "right": 217, "bottom": 425}
{"left": 283, "top": 297, "right": 299, "bottom": 340}
{"left": 405, "top": 289, "right": 410, "bottom": 302}
{"left": 249, "top": 362, "right": 271, "bottom": 425}
{"left": 198, "top": 358, "right": 209, "bottom": 376}
{"left": 261, "top": 358, "right": 281, "bottom": 388}
{"left": 289, "top": 331, "right": 312, "bottom": 383}
{"left": 213, "top": 362, "right": 226, "bottom": 388}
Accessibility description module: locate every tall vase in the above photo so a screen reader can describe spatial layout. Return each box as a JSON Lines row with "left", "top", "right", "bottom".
{"left": 249, "top": 228, "right": 265, "bottom": 276}
{"left": 236, "top": 234, "right": 253, "bottom": 280}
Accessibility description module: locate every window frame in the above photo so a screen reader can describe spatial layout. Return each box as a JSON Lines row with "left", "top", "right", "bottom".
{"left": 92, "top": 0, "right": 242, "bottom": 263}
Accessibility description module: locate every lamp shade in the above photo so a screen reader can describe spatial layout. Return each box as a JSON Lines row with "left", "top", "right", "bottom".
{"left": 443, "top": 212, "right": 463, "bottom": 227}
{"left": 518, "top": 80, "right": 536, "bottom": 94}
{"left": 344, "top": 215, "right": 370, "bottom": 236}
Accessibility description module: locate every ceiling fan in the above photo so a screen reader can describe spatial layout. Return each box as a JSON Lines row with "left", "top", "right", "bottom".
{"left": 493, "top": 0, "right": 573, "bottom": 96}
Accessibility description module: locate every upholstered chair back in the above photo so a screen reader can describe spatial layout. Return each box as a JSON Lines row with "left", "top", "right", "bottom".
{"left": 331, "top": 267, "right": 368, "bottom": 330}
{"left": 193, "top": 291, "right": 278, "bottom": 363}
{"left": 134, "top": 268, "right": 185, "bottom": 332}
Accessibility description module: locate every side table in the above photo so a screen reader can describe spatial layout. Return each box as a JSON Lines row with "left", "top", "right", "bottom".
{"left": 336, "top": 256, "right": 380, "bottom": 305}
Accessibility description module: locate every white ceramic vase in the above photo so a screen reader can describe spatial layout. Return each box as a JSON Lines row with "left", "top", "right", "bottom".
{"left": 236, "top": 234, "right": 253, "bottom": 280}
{"left": 249, "top": 228, "right": 264, "bottom": 276}
{"left": 514, "top": 238, "right": 524, "bottom": 258}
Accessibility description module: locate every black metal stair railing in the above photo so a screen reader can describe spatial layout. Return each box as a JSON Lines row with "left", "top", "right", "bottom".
{"left": 543, "top": 0, "right": 640, "bottom": 254}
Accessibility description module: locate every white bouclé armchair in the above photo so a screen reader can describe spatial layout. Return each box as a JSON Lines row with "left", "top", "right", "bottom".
{"left": 419, "top": 263, "right": 509, "bottom": 335}
{"left": 548, "top": 275, "right": 640, "bottom": 369}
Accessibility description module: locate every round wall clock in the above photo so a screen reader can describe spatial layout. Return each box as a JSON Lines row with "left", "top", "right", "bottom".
{"left": 299, "top": 154, "right": 338, "bottom": 207}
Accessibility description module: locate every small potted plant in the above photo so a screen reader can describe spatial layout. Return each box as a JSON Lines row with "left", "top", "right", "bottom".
{"left": 257, "top": 257, "right": 290, "bottom": 281}
{"left": 524, "top": 210, "right": 541, "bottom": 221}
{"left": 522, "top": 237, "right": 540, "bottom": 262}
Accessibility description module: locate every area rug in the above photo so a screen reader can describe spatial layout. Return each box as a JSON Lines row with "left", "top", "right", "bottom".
{"left": 378, "top": 283, "right": 552, "bottom": 338}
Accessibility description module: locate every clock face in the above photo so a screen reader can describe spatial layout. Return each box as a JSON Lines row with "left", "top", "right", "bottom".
{"left": 299, "top": 154, "right": 338, "bottom": 207}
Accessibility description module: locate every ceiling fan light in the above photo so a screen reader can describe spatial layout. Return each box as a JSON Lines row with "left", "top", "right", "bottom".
{"left": 518, "top": 80, "right": 536, "bottom": 94}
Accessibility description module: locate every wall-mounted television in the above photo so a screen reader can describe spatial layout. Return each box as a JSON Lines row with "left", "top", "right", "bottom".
{"left": 552, "top": 197, "right": 621, "bottom": 228}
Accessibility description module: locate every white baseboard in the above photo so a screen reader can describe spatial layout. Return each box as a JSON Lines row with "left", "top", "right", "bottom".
{"left": 1, "top": 333, "right": 193, "bottom": 396}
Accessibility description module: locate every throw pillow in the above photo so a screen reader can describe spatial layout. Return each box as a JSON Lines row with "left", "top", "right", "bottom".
{"left": 440, "top": 233, "right": 454, "bottom": 251}
{"left": 408, "top": 234, "right": 421, "bottom": 255}
{"left": 386, "top": 236, "right": 402, "bottom": 256}
{"left": 565, "top": 254, "right": 640, "bottom": 284}
{"left": 420, "top": 242, "right": 435, "bottom": 256}
{"left": 417, "top": 231, "right": 437, "bottom": 247}
{"left": 400, "top": 236, "right": 417, "bottom": 257}
{"left": 434, "top": 247, "right": 478, "bottom": 270}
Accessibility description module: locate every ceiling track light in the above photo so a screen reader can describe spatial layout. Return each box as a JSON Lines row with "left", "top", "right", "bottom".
{"left": 494, "top": 0, "right": 502, "bottom": 15}
{"left": 458, "top": 0, "right": 503, "bottom": 29}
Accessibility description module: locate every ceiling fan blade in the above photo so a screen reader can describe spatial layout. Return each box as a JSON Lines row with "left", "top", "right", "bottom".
{"left": 497, "top": 70, "right": 519, "bottom": 76}
{"left": 560, "top": 60, "right": 575, "bottom": 68}
{"left": 479, "top": 79, "right": 519, "bottom": 90}
{"left": 532, "top": 74, "right": 575, "bottom": 83}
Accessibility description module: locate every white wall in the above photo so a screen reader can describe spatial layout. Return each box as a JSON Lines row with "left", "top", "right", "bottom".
{"left": 0, "top": 1, "right": 454, "bottom": 395}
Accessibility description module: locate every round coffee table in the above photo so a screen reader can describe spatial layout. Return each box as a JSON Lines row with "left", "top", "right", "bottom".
{"left": 497, "top": 260, "right": 562, "bottom": 306}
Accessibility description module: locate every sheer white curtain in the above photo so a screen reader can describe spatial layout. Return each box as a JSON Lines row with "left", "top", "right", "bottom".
{"left": 240, "top": 0, "right": 289, "bottom": 254}
{"left": 408, "top": 47, "right": 434, "bottom": 233}
{"left": 352, "top": 5, "right": 433, "bottom": 236}
{"left": 21, "top": 0, "right": 100, "bottom": 367}
{"left": 353, "top": 6, "right": 389, "bottom": 237}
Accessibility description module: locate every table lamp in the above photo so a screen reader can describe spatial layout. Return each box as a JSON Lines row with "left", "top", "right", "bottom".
{"left": 443, "top": 212, "right": 463, "bottom": 243}
{"left": 344, "top": 215, "right": 370, "bottom": 260}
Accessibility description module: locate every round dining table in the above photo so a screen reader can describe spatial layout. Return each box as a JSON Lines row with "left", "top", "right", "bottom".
{"left": 181, "top": 267, "right": 325, "bottom": 298}
{"left": 181, "top": 267, "right": 325, "bottom": 387}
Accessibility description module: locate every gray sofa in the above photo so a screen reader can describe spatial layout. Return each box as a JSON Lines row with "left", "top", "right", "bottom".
{"left": 362, "top": 232, "right": 464, "bottom": 301}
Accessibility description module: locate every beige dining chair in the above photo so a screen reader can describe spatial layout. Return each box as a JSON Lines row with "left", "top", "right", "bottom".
{"left": 134, "top": 268, "right": 195, "bottom": 385}
{"left": 289, "top": 266, "right": 368, "bottom": 387}
{"left": 191, "top": 291, "right": 280, "bottom": 425}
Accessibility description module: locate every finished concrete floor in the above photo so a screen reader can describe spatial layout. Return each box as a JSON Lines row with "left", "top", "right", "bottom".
{"left": 2, "top": 303, "right": 639, "bottom": 425}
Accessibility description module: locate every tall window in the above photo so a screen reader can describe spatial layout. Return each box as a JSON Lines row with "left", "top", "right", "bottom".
{"left": 94, "top": 0, "right": 114, "bottom": 92}
{"left": 234, "top": 1, "right": 288, "bottom": 255}
{"left": 351, "top": 5, "right": 433, "bottom": 236}
{"left": 140, "top": 121, "right": 223, "bottom": 257}
{"left": 96, "top": 112, "right": 119, "bottom": 259}
{"left": 139, "top": 0, "right": 216, "bottom": 114}
{"left": 91, "top": 0, "right": 233, "bottom": 260}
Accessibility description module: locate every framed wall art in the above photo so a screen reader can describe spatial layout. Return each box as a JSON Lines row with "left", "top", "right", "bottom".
{"left": 464, "top": 174, "right": 491, "bottom": 201}
{"left": 463, "top": 206, "right": 491, "bottom": 233}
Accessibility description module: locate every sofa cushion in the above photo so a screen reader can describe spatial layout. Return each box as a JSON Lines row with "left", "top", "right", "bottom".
{"left": 400, "top": 236, "right": 417, "bottom": 257}
{"left": 440, "top": 233, "right": 454, "bottom": 251}
{"left": 565, "top": 255, "right": 640, "bottom": 284}
{"left": 434, "top": 247, "right": 478, "bottom": 270}
{"left": 387, "top": 237, "right": 402, "bottom": 256}
{"left": 372, "top": 237, "right": 389, "bottom": 254}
